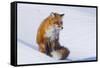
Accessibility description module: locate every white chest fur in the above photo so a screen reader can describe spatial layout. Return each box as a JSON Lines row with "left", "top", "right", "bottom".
{"left": 45, "top": 25, "right": 60, "bottom": 41}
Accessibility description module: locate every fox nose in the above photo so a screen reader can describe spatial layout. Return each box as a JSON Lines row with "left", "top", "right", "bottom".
{"left": 61, "top": 27, "right": 63, "bottom": 29}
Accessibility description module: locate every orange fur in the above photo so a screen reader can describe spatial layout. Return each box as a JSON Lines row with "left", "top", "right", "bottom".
{"left": 36, "top": 15, "right": 53, "bottom": 53}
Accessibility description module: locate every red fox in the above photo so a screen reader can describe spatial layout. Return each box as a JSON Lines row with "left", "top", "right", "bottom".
{"left": 36, "top": 12, "right": 70, "bottom": 60}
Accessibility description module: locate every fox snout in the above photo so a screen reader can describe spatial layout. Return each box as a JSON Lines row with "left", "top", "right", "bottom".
{"left": 57, "top": 22, "right": 63, "bottom": 29}
{"left": 61, "top": 26, "right": 63, "bottom": 29}
{"left": 57, "top": 25, "right": 63, "bottom": 30}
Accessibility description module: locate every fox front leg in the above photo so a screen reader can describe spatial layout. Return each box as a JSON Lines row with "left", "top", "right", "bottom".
{"left": 44, "top": 38, "right": 52, "bottom": 57}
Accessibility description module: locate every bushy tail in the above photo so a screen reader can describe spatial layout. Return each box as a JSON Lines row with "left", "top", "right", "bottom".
{"left": 51, "top": 46, "right": 70, "bottom": 60}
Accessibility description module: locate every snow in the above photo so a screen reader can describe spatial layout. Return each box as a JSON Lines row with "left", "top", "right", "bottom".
{"left": 17, "top": 3, "right": 96, "bottom": 65}
{"left": 17, "top": 40, "right": 70, "bottom": 65}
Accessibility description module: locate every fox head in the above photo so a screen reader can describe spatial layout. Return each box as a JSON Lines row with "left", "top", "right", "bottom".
{"left": 50, "top": 12, "right": 64, "bottom": 30}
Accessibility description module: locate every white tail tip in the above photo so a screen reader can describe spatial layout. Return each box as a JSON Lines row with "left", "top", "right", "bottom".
{"left": 51, "top": 50, "right": 62, "bottom": 60}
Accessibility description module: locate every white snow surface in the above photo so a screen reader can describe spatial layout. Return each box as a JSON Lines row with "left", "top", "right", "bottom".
{"left": 18, "top": 41, "right": 70, "bottom": 65}
{"left": 17, "top": 3, "right": 96, "bottom": 64}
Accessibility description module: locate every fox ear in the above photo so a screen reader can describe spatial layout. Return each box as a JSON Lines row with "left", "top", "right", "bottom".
{"left": 60, "top": 14, "right": 64, "bottom": 17}
{"left": 50, "top": 12, "right": 56, "bottom": 17}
